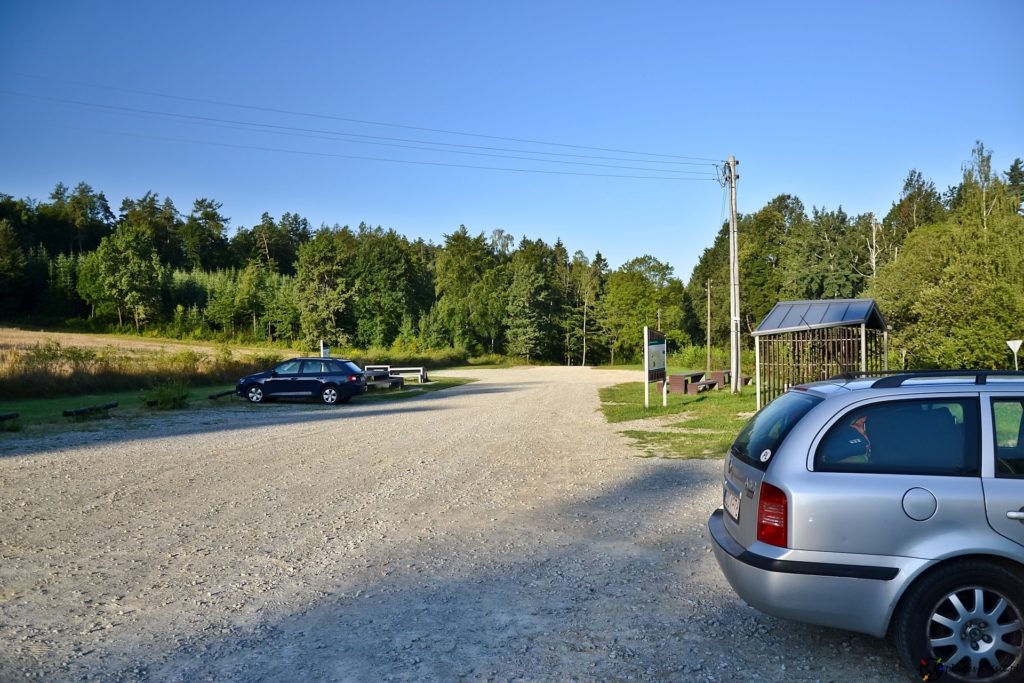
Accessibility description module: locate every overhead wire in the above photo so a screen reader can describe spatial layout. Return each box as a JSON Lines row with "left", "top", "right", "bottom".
{"left": 9, "top": 73, "right": 721, "bottom": 162}
{"left": 3, "top": 77, "right": 726, "bottom": 183}
{"left": 47, "top": 122, "right": 715, "bottom": 181}
{"left": 14, "top": 92, "right": 713, "bottom": 166}
{"left": 3, "top": 92, "right": 719, "bottom": 177}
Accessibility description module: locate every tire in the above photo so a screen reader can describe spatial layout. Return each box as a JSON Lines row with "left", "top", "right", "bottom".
{"left": 245, "top": 385, "right": 265, "bottom": 404}
{"left": 321, "top": 385, "right": 339, "bottom": 405}
{"left": 894, "top": 560, "right": 1024, "bottom": 682}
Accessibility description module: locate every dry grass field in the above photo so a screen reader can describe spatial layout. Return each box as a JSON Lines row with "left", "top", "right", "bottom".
{"left": 0, "top": 327, "right": 267, "bottom": 356}
{"left": 0, "top": 327, "right": 282, "bottom": 401}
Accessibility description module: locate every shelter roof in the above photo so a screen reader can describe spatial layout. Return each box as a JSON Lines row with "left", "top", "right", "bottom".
{"left": 752, "top": 299, "right": 887, "bottom": 337}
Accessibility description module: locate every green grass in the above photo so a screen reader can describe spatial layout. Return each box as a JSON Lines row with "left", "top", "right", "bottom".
{"left": 599, "top": 381, "right": 751, "bottom": 423}
{"left": 599, "top": 381, "right": 756, "bottom": 459}
{"left": 0, "top": 384, "right": 237, "bottom": 431}
{"left": 360, "top": 376, "right": 475, "bottom": 400}
{"left": 0, "top": 377, "right": 477, "bottom": 435}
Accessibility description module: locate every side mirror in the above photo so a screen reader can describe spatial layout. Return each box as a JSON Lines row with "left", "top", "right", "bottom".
{"left": 271, "top": 370, "right": 279, "bottom": 377}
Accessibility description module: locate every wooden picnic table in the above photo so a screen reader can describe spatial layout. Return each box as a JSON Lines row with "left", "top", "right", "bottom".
{"left": 668, "top": 371, "right": 705, "bottom": 395}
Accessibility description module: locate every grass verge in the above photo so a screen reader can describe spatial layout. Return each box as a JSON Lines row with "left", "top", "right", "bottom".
{"left": 0, "top": 377, "right": 477, "bottom": 435}
{"left": 599, "top": 381, "right": 756, "bottom": 459}
{"left": 360, "top": 377, "right": 475, "bottom": 400}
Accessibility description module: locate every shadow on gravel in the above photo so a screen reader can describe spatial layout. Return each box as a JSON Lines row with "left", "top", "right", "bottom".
{"left": 426, "top": 382, "right": 536, "bottom": 396}
{"left": 0, "top": 381, "right": 539, "bottom": 460}
{"left": 91, "top": 462, "right": 909, "bottom": 683}
{"left": 0, "top": 402, "right": 448, "bottom": 459}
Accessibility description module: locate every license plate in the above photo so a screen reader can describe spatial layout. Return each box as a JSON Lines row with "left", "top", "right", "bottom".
{"left": 724, "top": 489, "right": 741, "bottom": 522}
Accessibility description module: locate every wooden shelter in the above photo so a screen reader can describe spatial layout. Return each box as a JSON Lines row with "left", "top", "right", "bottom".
{"left": 752, "top": 299, "right": 889, "bottom": 408}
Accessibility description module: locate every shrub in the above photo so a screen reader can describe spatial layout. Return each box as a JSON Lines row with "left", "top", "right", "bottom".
{"left": 142, "top": 379, "right": 190, "bottom": 409}
{"left": 671, "top": 344, "right": 755, "bottom": 372}
{"left": 467, "top": 353, "right": 508, "bottom": 366}
{"left": 249, "top": 352, "right": 283, "bottom": 368}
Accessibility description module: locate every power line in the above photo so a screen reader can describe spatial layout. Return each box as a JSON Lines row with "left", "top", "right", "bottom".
{"left": 9, "top": 73, "right": 723, "bottom": 163}
{"left": 49, "top": 122, "right": 720, "bottom": 181}
{"left": 3, "top": 92, "right": 719, "bottom": 177}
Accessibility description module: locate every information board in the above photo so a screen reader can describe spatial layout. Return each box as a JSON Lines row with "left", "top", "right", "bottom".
{"left": 644, "top": 327, "right": 667, "bottom": 407}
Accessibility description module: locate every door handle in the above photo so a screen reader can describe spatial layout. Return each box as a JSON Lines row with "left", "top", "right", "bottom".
{"left": 1008, "top": 511, "right": 1024, "bottom": 521}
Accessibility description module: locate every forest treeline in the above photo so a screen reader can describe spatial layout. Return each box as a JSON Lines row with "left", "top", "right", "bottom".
{"left": 0, "top": 142, "right": 1021, "bottom": 368}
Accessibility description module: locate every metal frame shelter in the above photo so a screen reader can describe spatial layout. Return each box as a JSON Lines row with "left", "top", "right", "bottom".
{"left": 753, "top": 299, "right": 889, "bottom": 409}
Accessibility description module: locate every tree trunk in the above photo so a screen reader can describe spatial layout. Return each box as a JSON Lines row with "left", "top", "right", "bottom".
{"left": 582, "top": 300, "right": 588, "bottom": 366}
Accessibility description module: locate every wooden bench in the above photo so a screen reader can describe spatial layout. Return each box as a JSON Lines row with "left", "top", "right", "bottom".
{"left": 705, "top": 370, "right": 752, "bottom": 390}
{"left": 687, "top": 379, "right": 718, "bottom": 395}
{"left": 367, "top": 365, "right": 429, "bottom": 383}
{"left": 389, "top": 367, "right": 428, "bottom": 383}
{"left": 706, "top": 371, "right": 728, "bottom": 389}
{"left": 362, "top": 366, "right": 402, "bottom": 389}
{"left": 63, "top": 402, "right": 118, "bottom": 420}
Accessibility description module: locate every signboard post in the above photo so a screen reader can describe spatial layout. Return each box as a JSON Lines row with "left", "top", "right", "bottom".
{"left": 1008, "top": 339, "right": 1022, "bottom": 371}
{"left": 320, "top": 340, "right": 330, "bottom": 358}
{"left": 644, "top": 327, "right": 668, "bottom": 408}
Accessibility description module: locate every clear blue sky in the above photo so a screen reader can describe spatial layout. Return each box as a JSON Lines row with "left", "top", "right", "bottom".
{"left": 1, "top": 1, "right": 1021, "bottom": 278}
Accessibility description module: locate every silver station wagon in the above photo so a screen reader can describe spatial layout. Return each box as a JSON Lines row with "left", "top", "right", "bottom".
{"left": 708, "top": 371, "right": 1024, "bottom": 682}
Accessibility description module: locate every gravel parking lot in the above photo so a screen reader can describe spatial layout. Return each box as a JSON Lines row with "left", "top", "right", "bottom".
{"left": 0, "top": 367, "right": 913, "bottom": 682}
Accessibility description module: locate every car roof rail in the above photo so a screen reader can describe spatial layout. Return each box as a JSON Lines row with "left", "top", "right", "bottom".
{"left": 831, "top": 370, "right": 903, "bottom": 381}
{"left": 827, "top": 370, "right": 1024, "bottom": 387}
{"left": 866, "top": 370, "right": 1024, "bottom": 388}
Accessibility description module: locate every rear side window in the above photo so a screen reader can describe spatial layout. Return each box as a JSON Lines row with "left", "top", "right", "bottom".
{"left": 731, "top": 391, "right": 822, "bottom": 471}
{"left": 816, "top": 398, "right": 979, "bottom": 476}
{"left": 276, "top": 360, "right": 302, "bottom": 374}
{"left": 301, "top": 360, "right": 330, "bottom": 374}
{"left": 992, "top": 398, "right": 1024, "bottom": 478}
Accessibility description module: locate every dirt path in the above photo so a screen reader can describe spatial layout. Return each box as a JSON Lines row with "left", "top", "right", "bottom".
{"left": 0, "top": 367, "right": 911, "bottom": 681}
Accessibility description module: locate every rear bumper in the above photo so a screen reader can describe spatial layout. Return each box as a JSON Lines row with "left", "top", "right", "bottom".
{"left": 708, "top": 509, "right": 914, "bottom": 637}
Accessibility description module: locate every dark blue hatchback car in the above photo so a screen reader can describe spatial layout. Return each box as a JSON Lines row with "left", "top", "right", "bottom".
{"left": 236, "top": 357, "right": 366, "bottom": 405}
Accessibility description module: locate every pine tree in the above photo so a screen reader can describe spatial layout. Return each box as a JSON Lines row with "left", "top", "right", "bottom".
{"left": 504, "top": 263, "right": 545, "bottom": 363}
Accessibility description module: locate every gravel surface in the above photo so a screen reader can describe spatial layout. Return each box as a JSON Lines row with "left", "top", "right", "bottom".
{"left": 0, "top": 367, "right": 914, "bottom": 682}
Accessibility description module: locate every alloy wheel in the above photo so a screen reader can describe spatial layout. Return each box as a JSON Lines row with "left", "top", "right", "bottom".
{"left": 926, "top": 585, "right": 1024, "bottom": 680}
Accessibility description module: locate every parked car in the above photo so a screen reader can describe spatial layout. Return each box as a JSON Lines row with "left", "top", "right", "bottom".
{"left": 235, "top": 357, "right": 366, "bottom": 405}
{"left": 708, "top": 370, "right": 1024, "bottom": 682}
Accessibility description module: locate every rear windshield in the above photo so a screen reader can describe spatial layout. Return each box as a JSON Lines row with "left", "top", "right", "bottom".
{"left": 731, "top": 391, "right": 822, "bottom": 470}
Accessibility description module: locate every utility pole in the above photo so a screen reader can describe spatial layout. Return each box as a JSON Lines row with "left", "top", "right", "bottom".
{"left": 705, "top": 278, "right": 712, "bottom": 373}
{"left": 725, "top": 156, "right": 741, "bottom": 393}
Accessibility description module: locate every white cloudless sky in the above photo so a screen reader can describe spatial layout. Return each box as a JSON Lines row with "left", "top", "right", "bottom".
{"left": 1, "top": 0, "right": 1021, "bottom": 278}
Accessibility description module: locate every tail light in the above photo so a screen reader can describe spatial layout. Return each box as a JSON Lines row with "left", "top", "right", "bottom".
{"left": 757, "top": 482, "right": 788, "bottom": 548}
{"left": 348, "top": 374, "right": 360, "bottom": 382}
